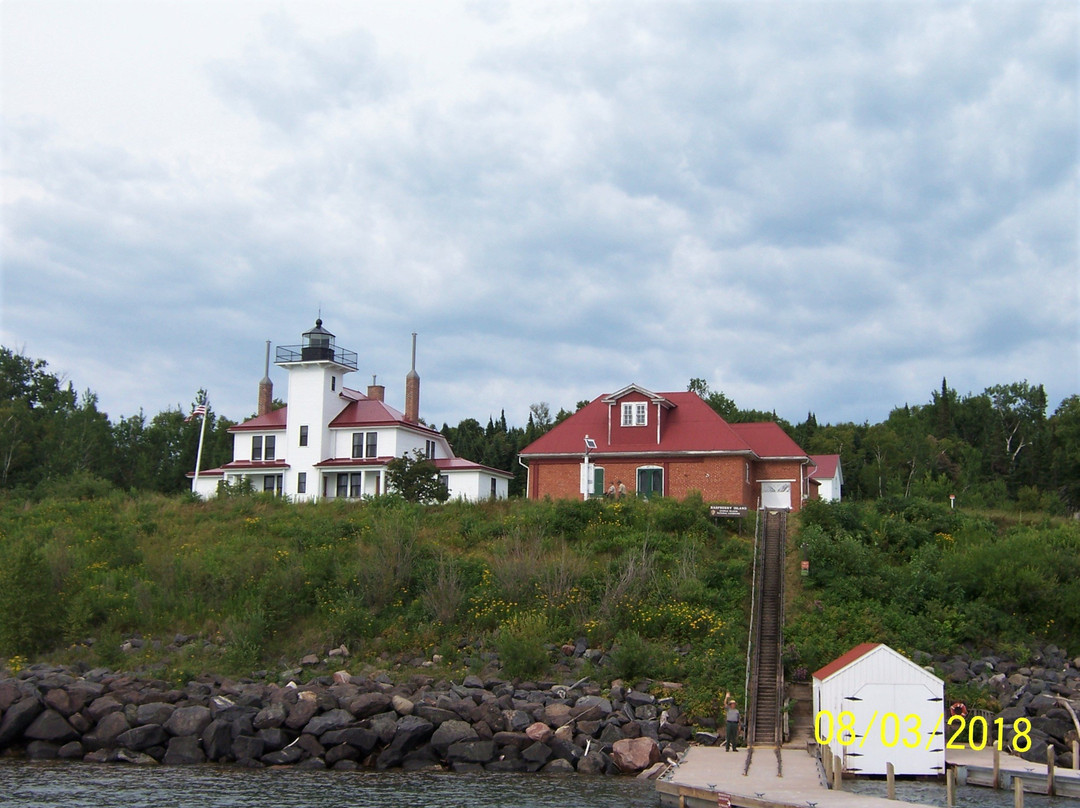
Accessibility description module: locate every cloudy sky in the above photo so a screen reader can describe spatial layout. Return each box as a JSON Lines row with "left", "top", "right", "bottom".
{"left": 3, "top": 1, "right": 1077, "bottom": 432}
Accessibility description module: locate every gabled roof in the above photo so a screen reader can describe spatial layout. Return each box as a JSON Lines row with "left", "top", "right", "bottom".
{"left": 330, "top": 398, "right": 440, "bottom": 435}
{"left": 809, "top": 454, "right": 841, "bottom": 480}
{"left": 434, "top": 457, "right": 515, "bottom": 478}
{"left": 520, "top": 390, "right": 756, "bottom": 456}
{"left": 601, "top": 383, "right": 676, "bottom": 408}
{"left": 731, "top": 422, "right": 809, "bottom": 460}
{"left": 230, "top": 407, "right": 288, "bottom": 432}
{"left": 812, "top": 643, "right": 881, "bottom": 682}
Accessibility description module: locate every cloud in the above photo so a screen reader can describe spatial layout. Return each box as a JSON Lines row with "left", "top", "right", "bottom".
{"left": 1, "top": 1, "right": 1076, "bottom": 434}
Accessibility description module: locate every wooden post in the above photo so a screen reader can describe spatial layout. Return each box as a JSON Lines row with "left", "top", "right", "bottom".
{"left": 833, "top": 754, "right": 843, "bottom": 791}
{"left": 993, "top": 743, "right": 1000, "bottom": 789}
{"left": 823, "top": 748, "right": 832, "bottom": 782}
{"left": 1014, "top": 776, "right": 1023, "bottom": 808}
{"left": 946, "top": 767, "right": 955, "bottom": 807}
{"left": 886, "top": 762, "right": 895, "bottom": 800}
{"left": 1047, "top": 746, "right": 1055, "bottom": 796}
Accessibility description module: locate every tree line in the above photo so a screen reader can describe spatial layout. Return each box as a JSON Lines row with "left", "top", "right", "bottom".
{"left": 1, "top": 346, "right": 1076, "bottom": 510}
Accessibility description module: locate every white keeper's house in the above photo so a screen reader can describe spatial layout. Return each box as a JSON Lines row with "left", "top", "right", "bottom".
{"left": 189, "top": 319, "right": 512, "bottom": 502}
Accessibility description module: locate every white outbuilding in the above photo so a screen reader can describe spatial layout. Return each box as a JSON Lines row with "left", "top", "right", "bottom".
{"left": 813, "top": 643, "right": 945, "bottom": 776}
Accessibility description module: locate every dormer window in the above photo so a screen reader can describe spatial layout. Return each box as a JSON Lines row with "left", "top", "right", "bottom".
{"left": 621, "top": 402, "right": 648, "bottom": 427}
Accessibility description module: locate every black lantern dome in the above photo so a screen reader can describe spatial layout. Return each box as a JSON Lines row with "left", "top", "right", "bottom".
{"left": 301, "top": 318, "right": 336, "bottom": 361}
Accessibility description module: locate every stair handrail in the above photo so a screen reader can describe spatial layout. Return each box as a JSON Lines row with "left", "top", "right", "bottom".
{"left": 743, "top": 502, "right": 762, "bottom": 714}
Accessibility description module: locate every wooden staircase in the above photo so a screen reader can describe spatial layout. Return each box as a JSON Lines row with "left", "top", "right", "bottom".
{"left": 747, "top": 509, "right": 786, "bottom": 748}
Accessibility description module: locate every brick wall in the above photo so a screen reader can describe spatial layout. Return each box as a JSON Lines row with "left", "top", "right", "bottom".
{"left": 528, "top": 455, "right": 758, "bottom": 506}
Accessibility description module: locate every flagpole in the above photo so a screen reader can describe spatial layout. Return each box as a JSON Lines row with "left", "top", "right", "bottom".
{"left": 193, "top": 401, "right": 208, "bottom": 494}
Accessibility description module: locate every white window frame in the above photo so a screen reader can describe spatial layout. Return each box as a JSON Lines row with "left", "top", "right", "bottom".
{"left": 622, "top": 402, "right": 648, "bottom": 427}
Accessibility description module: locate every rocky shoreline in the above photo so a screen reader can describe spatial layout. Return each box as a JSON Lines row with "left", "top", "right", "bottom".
{"left": 923, "top": 644, "right": 1080, "bottom": 767}
{"left": 0, "top": 664, "right": 700, "bottom": 776}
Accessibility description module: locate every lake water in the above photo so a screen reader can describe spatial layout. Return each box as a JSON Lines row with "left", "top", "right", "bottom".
{"left": 0, "top": 762, "right": 659, "bottom": 808}
{"left": 3, "top": 761, "right": 1078, "bottom": 808}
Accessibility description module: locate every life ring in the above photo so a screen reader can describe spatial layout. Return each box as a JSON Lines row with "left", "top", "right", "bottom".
{"left": 949, "top": 701, "right": 967, "bottom": 718}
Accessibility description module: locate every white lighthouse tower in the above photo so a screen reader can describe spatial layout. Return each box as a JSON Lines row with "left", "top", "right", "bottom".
{"left": 275, "top": 318, "right": 358, "bottom": 500}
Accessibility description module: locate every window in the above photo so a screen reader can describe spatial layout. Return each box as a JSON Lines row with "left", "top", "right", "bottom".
{"left": 251, "top": 435, "right": 263, "bottom": 461}
{"left": 350, "top": 473, "right": 362, "bottom": 498}
{"left": 297, "top": 472, "right": 307, "bottom": 494}
{"left": 636, "top": 466, "right": 663, "bottom": 499}
{"left": 352, "top": 432, "right": 364, "bottom": 459}
{"left": 299, "top": 425, "right": 308, "bottom": 447}
{"left": 366, "top": 432, "right": 378, "bottom": 458}
{"left": 490, "top": 477, "right": 498, "bottom": 499}
{"left": 440, "top": 475, "right": 450, "bottom": 494}
{"left": 264, "top": 435, "right": 276, "bottom": 461}
{"left": 331, "top": 376, "right": 336, "bottom": 391}
{"left": 425, "top": 439, "right": 436, "bottom": 459}
{"left": 336, "top": 473, "right": 349, "bottom": 498}
{"left": 263, "top": 475, "right": 282, "bottom": 495}
{"left": 621, "top": 402, "right": 648, "bottom": 427}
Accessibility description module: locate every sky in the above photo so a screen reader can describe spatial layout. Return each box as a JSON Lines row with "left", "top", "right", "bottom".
{"left": 2, "top": 1, "right": 1077, "bottom": 433}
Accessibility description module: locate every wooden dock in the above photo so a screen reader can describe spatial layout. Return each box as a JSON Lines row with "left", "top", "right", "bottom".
{"left": 947, "top": 746, "right": 1080, "bottom": 798}
{"left": 656, "top": 746, "right": 939, "bottom": 808}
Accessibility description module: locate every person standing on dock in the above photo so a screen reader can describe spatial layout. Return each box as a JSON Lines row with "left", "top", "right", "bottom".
{"left": 724, "top": 699, "right": 741, "bottom": 751}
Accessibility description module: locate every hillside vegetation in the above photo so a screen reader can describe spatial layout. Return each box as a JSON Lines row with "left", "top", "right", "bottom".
{"left": 2, "top": 487, "right": 1076, "bottom": 717}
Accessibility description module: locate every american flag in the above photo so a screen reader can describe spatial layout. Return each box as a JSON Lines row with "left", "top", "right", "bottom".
{"left": 186, "top": 404, "right": 208, "bottom": 422}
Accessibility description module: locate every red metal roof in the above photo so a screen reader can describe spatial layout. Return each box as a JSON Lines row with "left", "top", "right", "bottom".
{"left": 230, "top": 407, "right": 288, "bottom": 432}
{"left": 812, "top": 643, "right": 882, "bottom": 681}
{"left": 434, "top": 457, "right": 513, "bottom": 477}
{"left": 809, "top": 454, "right": 840, "bottom": 479}
{"left": 329, "top": 398, "right": 440, "bottom": 435}
{"left": 731, "top": 422, "right": 809, "bottom": 460}
{"left": 520, "top": 390, "right": 810, "bottom": 459}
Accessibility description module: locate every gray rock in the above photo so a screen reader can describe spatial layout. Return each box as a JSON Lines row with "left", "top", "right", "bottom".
{"left": 303, "top": 708, "right": 353, "bottom": 737}
{"left": 0, "top": 697, "right": 44, "bottom": 746}
{"left": 202, "top": 718, "right": 234, "bottom": 760}
{"left": 24, "top": 709, "right": 78, "bottom": 743}
{"left": 58, "top": 740, "right": 84, "bottom": 759}
{"left": 232, "top": 735, "right": 265, "bottom": 760}
{"left": 446, "top": 739, "right": 496, "bottom": 764}
{"left": 543, "top": 758, "right": 575, "bottom": 773}
{"left": 164, "top": 705, "right": 212, "bottom": 737}
{"left": 349, "top": 692, "right": 392, "bottom": 719}
{"left": 163, "top": 735, "right": 206, "bottom": 765}
{"left": 83, "top": 711, "right": 131, "bottom": 751}
{"left": 253, "top": 702, "right": 287, "bottom": 730}
{"left": 117, "top": 723, "right": 168, "bottom": 751}
{"left": 430, "top": 719, "right": 478, "bottom": 756}
{"left": 114, "top": 748, "right": 159, "bottom": 765}
{"left": 135, "top": 702, "right": 176, "bottom": 726}
{"left": 261, "top": 745, "right": 303, "bottom": 765}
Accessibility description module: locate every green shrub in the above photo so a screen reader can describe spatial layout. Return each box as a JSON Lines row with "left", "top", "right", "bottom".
{"left": 496, "top": 612, "right": 552, "bottom": 679}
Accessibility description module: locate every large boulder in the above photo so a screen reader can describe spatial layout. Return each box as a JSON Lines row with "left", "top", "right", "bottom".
{"left": 164, "top": 705, "right": 212, "bottom": 738}
{"left": 430, "top": 719, "right": 478, "bottom": 756}
{"left": 24, "top": 709, "right": 79, "bottom": 744}
{"left": 83, "top": 711, "right": 132, "bottom": 751}
{"left": 117, "top": 723, "right": 169, "bottom": 751}
{"left": 611, "top": 737, "right": 661, "bottom": 773}
{"left": 163, "top": 735, "right": 206, "bottom": 765}
{"left": 302, "top": 708, "right": 353, "bottom": 738}
{"left": 0, "top": 697, "right": 44, "bottom": 746}
{"left": 349, "top": 692, "right": 392, "bottom": 719}
{"left": 446, "top": 739, "right": 496, "bottom": 765}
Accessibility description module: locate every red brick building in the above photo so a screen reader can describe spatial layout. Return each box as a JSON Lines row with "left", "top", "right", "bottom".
{"left": 518, "top": 384, "right": 812, "bottom": 511}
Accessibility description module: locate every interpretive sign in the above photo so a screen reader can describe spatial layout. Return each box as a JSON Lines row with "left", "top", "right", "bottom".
{"left": 709, "top": 504, "right": 748, "bottom": 518}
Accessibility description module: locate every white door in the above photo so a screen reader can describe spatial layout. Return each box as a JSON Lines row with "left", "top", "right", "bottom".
{"left": 761, "top": 481, "right": 791, "bottom": 510}
{"left": 843, "top": 683, "right": 944, "bottom": 776}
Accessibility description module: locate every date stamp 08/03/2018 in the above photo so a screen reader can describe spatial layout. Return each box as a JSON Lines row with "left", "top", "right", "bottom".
{"left": 814, "top": 710, "right": 1032, "bottom": 753}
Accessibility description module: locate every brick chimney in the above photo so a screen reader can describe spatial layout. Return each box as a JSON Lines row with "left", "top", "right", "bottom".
{"left": 367, "top": 375, "right": 385, "bottom": 402}
{"left": 257, "top": 340, "right": 273, "bottom": 416}
{"left": 405, "top": 332, "right": 420, "bottom": 423}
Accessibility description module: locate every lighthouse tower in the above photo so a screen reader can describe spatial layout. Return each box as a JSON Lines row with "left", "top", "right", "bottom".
{"left": 275, "top": 319, "right": 358, "bottom": 499}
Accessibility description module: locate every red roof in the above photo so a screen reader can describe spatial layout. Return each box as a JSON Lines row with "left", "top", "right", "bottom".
{"left": 329, "top": 398, "right": 439, "bottom": 435}
{"left": 434, "top": 457, "right": 513, "bottom": 477}
{"left": 520, "top": 389, "right": 808, "bottom": 459}
{"left": 230, "top": 407, "right": 288, "bottom": 432}
{"left": 812, "top": 643, "right": 881, "bottom": 681}
{"left": 731, "top": 422, "right": 809, "bottom": 460}
{"left": 809, "top": 454, "right": 840, "bottom": 479}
